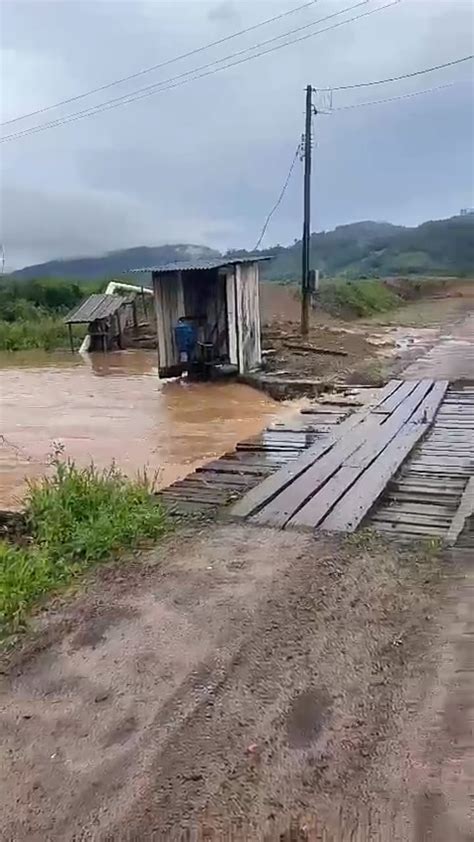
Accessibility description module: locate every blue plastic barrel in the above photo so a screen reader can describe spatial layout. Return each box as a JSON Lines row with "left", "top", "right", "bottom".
{"left": 174, "top": 319, "right": 197, "bottom": 355}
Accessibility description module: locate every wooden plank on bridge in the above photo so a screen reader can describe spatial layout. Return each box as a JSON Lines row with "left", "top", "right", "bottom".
{"left": 231, "top": 379, "right": 404, "bottom": 521}
{"left": 199, "top": 460, "right": 273, "bottom": 476}
{"left": 286, "top": 379, "right": 437, "bottom": 530}
{"left": 374, "top": 379, "right": 418, "bottom": 413}
{"left": 320, "top": 380, "right": 448, "bottom": 532}
{"left": 235, "top": 379, "right": 449, "bottom": 534}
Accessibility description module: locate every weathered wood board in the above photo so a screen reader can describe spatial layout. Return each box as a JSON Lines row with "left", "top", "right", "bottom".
{"left": 236, "top": 262, "right": 261, "bottom": 372}
{"left": 233, "top": 379, "right": 453, "bottom": 535}
{"left": 154, "top": 271, "right": 185, "bottom": 372}
{"left": 231, "top": 379, "right": 403, "bottom": 521}
{"left": 318, "top": 381, "right": 448, "bottom": 533}
{"left": 369, "top": 384, "right": 474, "bottom": 541}
{"left": 288, "top": 381, "right": 445, "bottom": 531}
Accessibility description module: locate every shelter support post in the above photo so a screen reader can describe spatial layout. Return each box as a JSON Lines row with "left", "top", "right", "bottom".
{"left": 68, "top": 323, "right": 74, "bottom": 353}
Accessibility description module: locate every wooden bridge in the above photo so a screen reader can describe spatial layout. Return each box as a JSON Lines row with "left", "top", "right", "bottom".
{"left": 158, "top": 379, "right": 473, "bottom": 544}
{"left": 232, "top": 378, "right": 450, "bottom": 529}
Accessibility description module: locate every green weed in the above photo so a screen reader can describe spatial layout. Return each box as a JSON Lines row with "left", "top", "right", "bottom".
{"left": 0, "top": 460, "right": 168, "bottom": 634}
{"left": 344, "top": 528, "right": 388, "bottom": 551}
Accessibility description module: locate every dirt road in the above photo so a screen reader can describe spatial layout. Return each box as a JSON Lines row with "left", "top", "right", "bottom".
{"left": 402, "top": 313, "right": 474, "bottom": 381}
{"left": 259, "top": 280, "right": 474, "bottom": 385}
{"left": 1, "top": 307, "right": 474, "bottom": 841}
{"left": 0, "top": 528, "right": 451, "bottom": 840}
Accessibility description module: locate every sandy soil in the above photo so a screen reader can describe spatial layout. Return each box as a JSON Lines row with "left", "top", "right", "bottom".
{"left": 0, "top": 526, "right": 451, "bottom": 840}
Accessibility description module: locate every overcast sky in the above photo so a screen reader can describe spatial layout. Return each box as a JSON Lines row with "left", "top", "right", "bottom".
{"left": 0, "top": 0, "right": 473, "bottom": 269}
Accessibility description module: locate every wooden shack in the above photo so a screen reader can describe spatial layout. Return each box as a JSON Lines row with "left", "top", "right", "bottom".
{"left": 131, "top": 257, "right": 269, "bottom": 378}
{"left": 64, "top": 293, "right": 132, "bottom": 352}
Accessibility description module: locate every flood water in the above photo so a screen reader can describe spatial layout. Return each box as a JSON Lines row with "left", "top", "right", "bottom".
{"left": 0, "top": 350, "right": 283, "bottom": 509}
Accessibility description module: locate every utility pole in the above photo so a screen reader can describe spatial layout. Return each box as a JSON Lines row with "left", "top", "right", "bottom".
{"left": 301, "top": 84, "right": 313, "bottom": 336}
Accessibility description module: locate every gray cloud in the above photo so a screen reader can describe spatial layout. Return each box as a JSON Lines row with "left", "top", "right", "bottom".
{"left": 1, "top": 0, "right": 473, "bottom": 270}
{"left": 208, "top": 1, "right": 240, "bottom": 23}
{"left": 0, "top": 184, "right": 241, "bottom": 269}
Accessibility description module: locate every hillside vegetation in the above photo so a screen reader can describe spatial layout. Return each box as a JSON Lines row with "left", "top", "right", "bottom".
{"left": 8, "top": 214, "right": 473, "bottom": 283}
{"left": 260, "top": 215, "right": 474, "bottom": 281}
{"left": 0, "top": 279, "right": 98, "bottom": 350}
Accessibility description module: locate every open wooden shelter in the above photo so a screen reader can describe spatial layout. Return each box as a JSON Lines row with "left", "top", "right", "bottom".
{"left": 131, "top": 256, "right": 270, "bottom": 378}
{"left": 64, "top": 293, "right": 131, "bottom": 352}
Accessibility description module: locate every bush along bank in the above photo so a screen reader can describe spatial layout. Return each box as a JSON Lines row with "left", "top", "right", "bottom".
{"left": 0, "top": 458, "right": 168, "bottom": 635}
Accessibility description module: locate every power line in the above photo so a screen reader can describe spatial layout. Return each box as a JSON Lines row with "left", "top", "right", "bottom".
{"left": 0, "top": 0, "right": 321, "bottom": 127}
{"left": 254, "top": 74, "right": 472, "bottom": 256}
{"left": 0, "top": 0, "right": 372, "bottom": 141}
{"left": 329, "top": 78, "right": 471, "bottom": 111}
{"left": 1, "top": 0, "right": 400, "bottom": 144}
{"left": 253, "top": 144, "right": 301, "bottom": 251}
{"left": 319, "top": 54, "right": 474, "bottom": 91}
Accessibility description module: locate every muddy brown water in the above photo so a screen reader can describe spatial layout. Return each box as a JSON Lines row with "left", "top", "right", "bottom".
{"left": 0, "top": 349, "right": 284, "bottom": 509}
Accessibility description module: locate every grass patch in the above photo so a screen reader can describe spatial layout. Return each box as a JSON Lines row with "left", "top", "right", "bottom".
{"left": 319, "top": 278, "right": 401, "bottom": 318}
{"left": 0, "top": 459, "right": 168, "bottom": 634}
{"left": 0, "top": 317, "right": 85, "bottom": 351}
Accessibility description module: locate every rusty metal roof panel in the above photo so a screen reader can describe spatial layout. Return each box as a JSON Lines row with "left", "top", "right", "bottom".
{"left": 64, "top": 293, "right": 125, "bottom": 324}
{"left": 128, "top": 256, "right": 271, "bottom": 274}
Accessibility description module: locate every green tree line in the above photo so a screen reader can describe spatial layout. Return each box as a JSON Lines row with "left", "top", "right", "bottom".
{"left": 0, "top": 279, "right": 101, "bottom": 351}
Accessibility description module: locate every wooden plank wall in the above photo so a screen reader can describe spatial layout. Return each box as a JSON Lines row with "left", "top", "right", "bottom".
{"left": 153, "top": 271, "right": 185, "bottom": 372}
{"left": 226, "top": 270, "right": 238, "bottom": 366}
{"left": 236, "top": 263, "right": 261, "bottom": 373}
{"left": 211, "top": 272, "right": 229, "bottom": 357}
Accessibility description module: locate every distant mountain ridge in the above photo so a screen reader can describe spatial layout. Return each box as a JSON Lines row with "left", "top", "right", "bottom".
{"left": 10, "top": 244, "right": 220, "bottom": 282}
{"left": 9, "top": 215, "right": 474, "bottom": 282}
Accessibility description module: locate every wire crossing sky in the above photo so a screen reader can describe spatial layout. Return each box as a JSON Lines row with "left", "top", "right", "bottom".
{"left": 1, "top": 0, "right": 472, "bottom": 271}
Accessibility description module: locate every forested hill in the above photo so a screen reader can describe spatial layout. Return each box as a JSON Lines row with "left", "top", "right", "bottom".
{"left": 9, "top": 215, "right": 474, "bottom": 282}
{"left": 257, "top": 215, "right": 474, "bottom": 280}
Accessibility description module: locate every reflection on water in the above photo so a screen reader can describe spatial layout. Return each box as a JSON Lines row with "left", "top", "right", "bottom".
{"left": 0, "top": 349, "right": 282, "bottom": 509}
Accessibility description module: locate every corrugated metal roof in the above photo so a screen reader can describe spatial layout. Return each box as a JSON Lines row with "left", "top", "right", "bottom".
{"left": 64, "top": 293, "right": 125, "bottom": 324}
{"left": 128, "top": 256, "right": 271, "bottom": 274}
